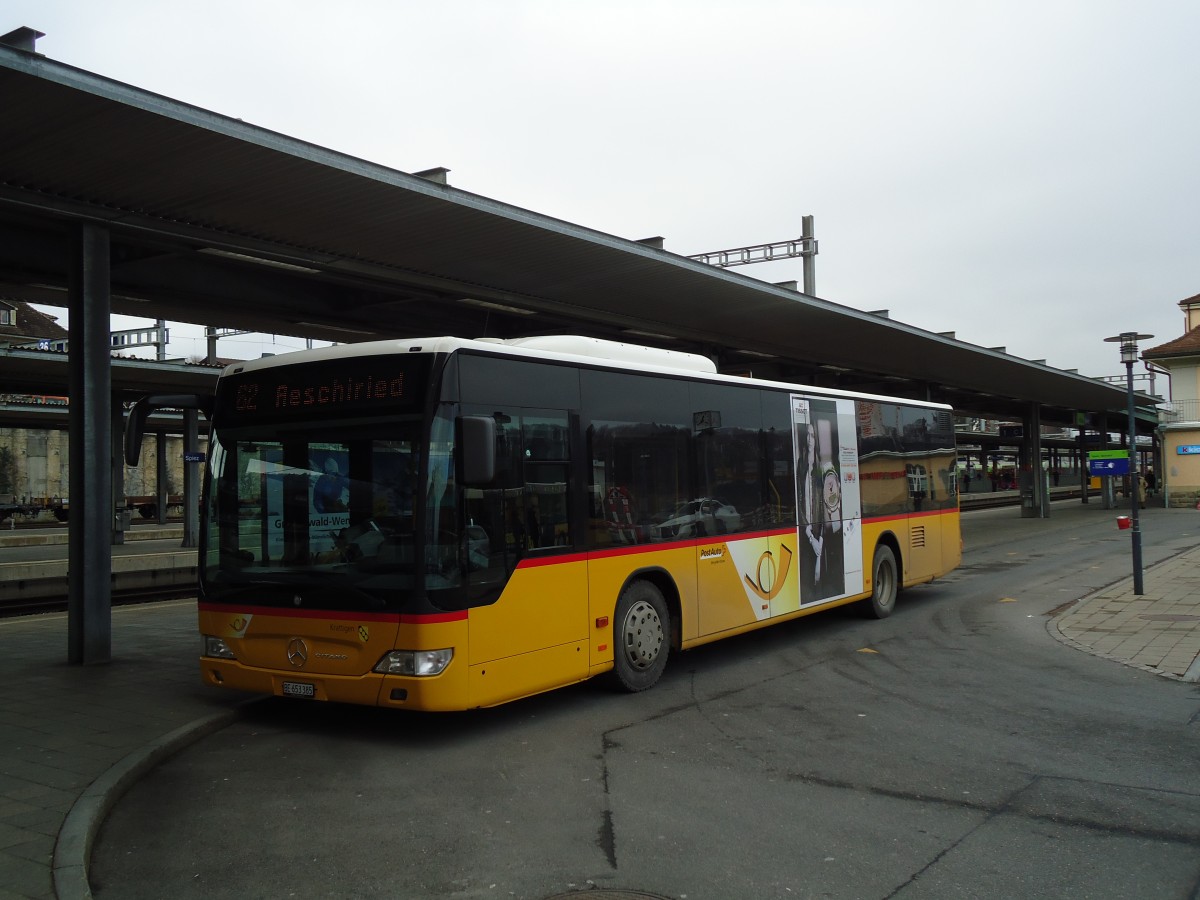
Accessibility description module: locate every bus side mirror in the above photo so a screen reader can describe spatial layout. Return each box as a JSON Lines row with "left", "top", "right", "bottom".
{"left": 458, "top": 415, "right": 496, "bottom": 486}
{"left": 124, "top": 394, "right": 214, "bottom": 466}
{"left": 458, "top": 415, "right": 496, "bottom": 487}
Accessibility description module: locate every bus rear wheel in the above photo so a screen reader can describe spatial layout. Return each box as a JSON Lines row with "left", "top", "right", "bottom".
{"left": 862, "top": 544, "right": 898, "bottom": 619}
{"left": 611, "top": 580, "right": 670, "bottom": 692}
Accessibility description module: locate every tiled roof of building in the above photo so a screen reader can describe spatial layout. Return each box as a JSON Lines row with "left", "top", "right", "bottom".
{"left": 1144, "top": 325, "right": 1200, "bottom": 361}
{"left": 1142, "top": 292, "right": 1200, "bottom": 363}
{"left": 0, "top": 299, "right": 69, "bottom": 344}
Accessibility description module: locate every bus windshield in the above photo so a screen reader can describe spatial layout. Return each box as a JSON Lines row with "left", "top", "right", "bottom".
{"left": 202, "top": 421, "right": 423, "bottom": 612}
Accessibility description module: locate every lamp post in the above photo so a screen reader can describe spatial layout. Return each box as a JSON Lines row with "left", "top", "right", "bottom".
{"left": 1104, "top": 331, "right": 1153, "bottom": 595}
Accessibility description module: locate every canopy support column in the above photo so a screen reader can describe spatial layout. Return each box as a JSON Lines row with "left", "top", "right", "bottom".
{"left": 156, "top": 432, "right": 169, "bottom": 525}
{"left": 67, "top": 223, "right": 112, "bottom": 665}
{"left": 1020, "top": 402, "right": 1047, "bottom": 518}
{"left": 181, "top": 409, "right": 199, "bottom": 549}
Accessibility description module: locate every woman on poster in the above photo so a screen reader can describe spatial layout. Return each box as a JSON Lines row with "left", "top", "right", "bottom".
{"left": 813, "top": 411, "right": 845, "bottom": 599}
{"left": 796, "top": 419, "right": 821, "bottom": 601}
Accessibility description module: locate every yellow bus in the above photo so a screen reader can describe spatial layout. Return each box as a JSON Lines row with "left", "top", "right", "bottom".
{"left": 130, "top": 335, "right": 960, "bottom": 710}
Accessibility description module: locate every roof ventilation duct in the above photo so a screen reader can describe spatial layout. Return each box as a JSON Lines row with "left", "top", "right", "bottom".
{"left": 413, "top": 167, "right": 450, "bottom": 184}
{"left": 0, "top": 26, "right": 44, "bottom": 53}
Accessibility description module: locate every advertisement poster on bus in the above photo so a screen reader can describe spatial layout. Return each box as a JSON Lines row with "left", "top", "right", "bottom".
{"left": 792, "top": 395, "right": 864, "bottom": 605}
{"left": 260, "top": 447, "right": 350, "bottom": 559}
{"left": 307, "top": 448, "right": 350, "bottom": 554}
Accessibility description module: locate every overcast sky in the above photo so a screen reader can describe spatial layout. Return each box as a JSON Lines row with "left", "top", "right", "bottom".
{"left": 8, "top": 0, "right": 1199, "bottom": 382}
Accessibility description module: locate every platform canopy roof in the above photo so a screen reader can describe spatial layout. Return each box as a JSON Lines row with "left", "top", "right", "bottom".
{"left": 0, "top": 34, "right": 1149, "bottom": 426}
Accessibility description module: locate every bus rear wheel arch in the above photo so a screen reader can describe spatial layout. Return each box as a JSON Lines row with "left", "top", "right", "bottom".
{"left": 611, "top": 579, "right": 671, "bottom": 692}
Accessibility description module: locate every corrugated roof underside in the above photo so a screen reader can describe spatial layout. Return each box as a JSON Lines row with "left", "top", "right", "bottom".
{"left": 0, "top": 58, "right": 1139, "bottom": 413}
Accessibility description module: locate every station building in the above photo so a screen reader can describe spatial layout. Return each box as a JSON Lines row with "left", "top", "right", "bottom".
{"left": 1145, "top": 293, "right": 1200, "bottom": 507}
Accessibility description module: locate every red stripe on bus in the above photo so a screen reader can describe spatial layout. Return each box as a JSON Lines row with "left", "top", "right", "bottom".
{"left": 564, "top": 528, "right": 796, "bottom": 565}
{"left": 863, "top": 508, "right": 957, "bottom": 526}
{"left": 517, "top": 520, "right": 974, "bottom": 568}
{"left": 516, "top": 551, "right": 590, "bottom": 568}
{"left": 398, "top": 611, "right": 468, "bottom": 624}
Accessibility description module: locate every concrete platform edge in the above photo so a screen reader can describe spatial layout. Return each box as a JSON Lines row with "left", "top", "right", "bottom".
{"left": 51, "top": 707, "right": 243, "bottom": 900}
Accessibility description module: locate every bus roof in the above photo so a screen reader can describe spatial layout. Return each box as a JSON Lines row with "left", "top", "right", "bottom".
{"left": 220, "top": 336, "right": 954, "bottom": 412}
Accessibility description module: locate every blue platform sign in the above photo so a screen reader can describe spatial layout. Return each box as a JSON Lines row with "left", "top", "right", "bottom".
{"left": 1178, "top": 445, "right": 1200, "bottom": 455}
{"left": 183, "top": 451, "right": 206, "bottom": 463}
{"left": 1088, "top": 458, "right": 1129, "bottom": 476}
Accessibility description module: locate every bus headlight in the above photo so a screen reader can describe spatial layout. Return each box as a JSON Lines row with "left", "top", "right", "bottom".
{"left": 203, "top": 635, "right": 237, "bottom": 659}
{"left": 373, "top": 648, "right": 454, "bottom": 676}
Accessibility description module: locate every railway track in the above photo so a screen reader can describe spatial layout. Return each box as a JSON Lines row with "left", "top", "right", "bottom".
{"left": 1, "top": 583, "right": 197, "bottom": 618}
{"left": 0, "top": 546, "right": 198, "bottom": 618}
{"left": 960, "top": 488, "right": 1084, "bottom": 510}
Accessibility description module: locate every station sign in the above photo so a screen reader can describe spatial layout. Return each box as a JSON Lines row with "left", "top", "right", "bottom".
{"left": 1088, "top": 459, "right": 1129, "bottom": 476}
{"left": 183, "top": 451, "right": 206, "bottom": 463}
{"left": 1177, "top": 445, "right": 1200, "bottom": 455}
{"left": 998, "top": 425, "right": 1023, "bottom": 439}
{"left": 1087, "top": 449, "right": 1129, "bottom": 477}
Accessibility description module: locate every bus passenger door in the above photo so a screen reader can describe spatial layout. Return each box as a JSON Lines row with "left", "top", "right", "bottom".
{"left": 460, "top": 408, "right": 588, "bottom": 703}
{"left": 708, "top": 532, "right": 771, "bottom": 633}
{"left": 764, "top": 530, "right": 800, "bottom": 618}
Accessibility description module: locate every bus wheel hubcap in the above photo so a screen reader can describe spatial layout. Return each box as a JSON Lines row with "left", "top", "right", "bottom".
{"left": 622, "top": 600, "right": 663, "bottom": 669}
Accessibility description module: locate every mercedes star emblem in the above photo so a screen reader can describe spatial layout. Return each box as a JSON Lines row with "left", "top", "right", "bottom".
{"left": 287, "top": 638, "right": 308, "bottom": 668}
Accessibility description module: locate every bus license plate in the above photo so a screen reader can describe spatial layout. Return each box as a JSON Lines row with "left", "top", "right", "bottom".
{"left": 282, "top": 681, "right": 315, "bottom": 698}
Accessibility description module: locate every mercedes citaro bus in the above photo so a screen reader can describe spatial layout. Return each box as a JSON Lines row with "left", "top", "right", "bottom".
{"left": 126, "top": 336, "right": 961, "bottom": 711}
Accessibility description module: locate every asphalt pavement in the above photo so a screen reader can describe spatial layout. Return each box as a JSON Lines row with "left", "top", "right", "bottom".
{"left": 1, "top": 501, "right": 1198, "bottom": 900}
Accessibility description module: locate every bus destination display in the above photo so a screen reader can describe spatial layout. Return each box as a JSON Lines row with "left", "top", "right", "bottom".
{"left": 219, "top": 355, "right": 430, "bottom": 426}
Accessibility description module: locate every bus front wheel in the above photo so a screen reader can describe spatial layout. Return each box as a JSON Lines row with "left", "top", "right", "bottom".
{"left": 611, "top": 580, "right": 670, "bottom": 692}
{"left": 863, "top": 544, "right": 898, "bottom": 619}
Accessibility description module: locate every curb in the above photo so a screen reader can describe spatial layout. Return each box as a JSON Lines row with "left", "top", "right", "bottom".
{"left": 1046, "top": 545, "right": 1200, "bottom": 683}
{"left": 1046, "top": 616, "right": 1196, "bottom": 682}
{"left": 51, "top": 708, "right": 242, "bottom": 900}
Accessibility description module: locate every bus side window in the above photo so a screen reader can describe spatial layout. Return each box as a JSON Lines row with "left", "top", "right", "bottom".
{"left": 521, "top": 414, "right": 571, "bottom": 549}
{"left": 761, "top": 391, "right": 795, "bottom": 527}
{"left": 690, "top": 382, "right": 766, "bottom": 534}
